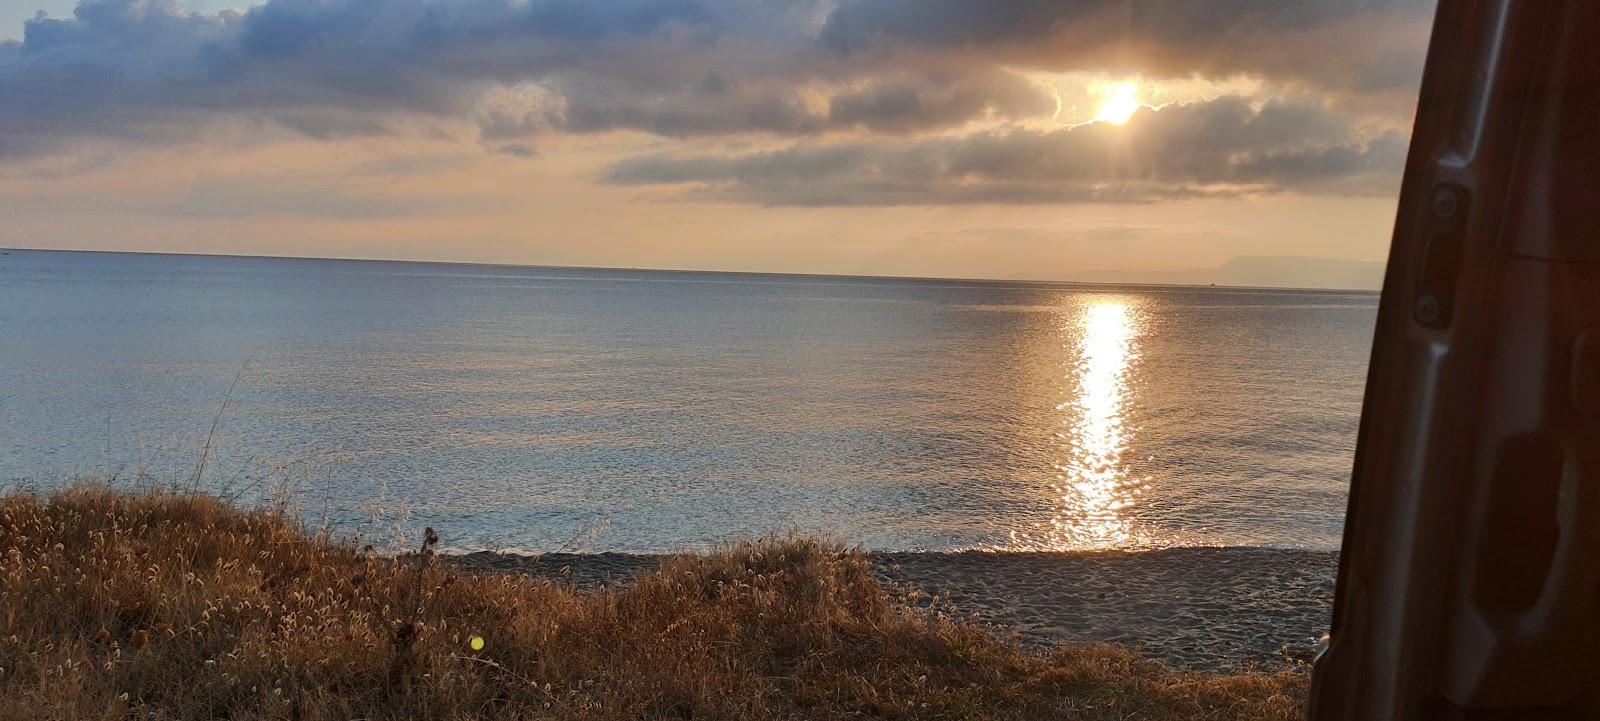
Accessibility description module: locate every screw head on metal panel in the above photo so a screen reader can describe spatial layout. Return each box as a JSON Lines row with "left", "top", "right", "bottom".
{"left": 1431, "top": 186, "right": 1460, "bottom": 218}
{"left": 1415, "top": 294, "right": 1441, "bottom": 323}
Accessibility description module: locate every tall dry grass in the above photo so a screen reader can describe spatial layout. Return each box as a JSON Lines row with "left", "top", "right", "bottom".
{"left": 0, "top": 486, "right": 1307, "bottom": 720}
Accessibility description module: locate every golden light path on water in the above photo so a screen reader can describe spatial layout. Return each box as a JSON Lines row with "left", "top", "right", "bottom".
{"left": 1013, "top": 299, "right": 1162, "bottom": 551}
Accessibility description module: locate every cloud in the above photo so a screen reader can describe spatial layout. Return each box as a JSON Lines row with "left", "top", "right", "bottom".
{"left": 604, "top": 95, "right": 1408, "bottom": 205}
{"left": 547, "top": 66, "right": 1056, "bottom": 138}
{"left": 554, "top": 73, "right": 828, "bottom": 137}
{"left": 825, "top": 69, "right": 1056, "bottom": 134}
{"left": 0, "top": 0, "right": 1434, "bottom": 158}
{"left": 495, "top": 143, "right": 538, "bottom": 158}
{"left": 1, "top": 0, "right": 821, "bottom": 153}
{"left": 820, "top": 0, "right": 1436, "bottom": 99}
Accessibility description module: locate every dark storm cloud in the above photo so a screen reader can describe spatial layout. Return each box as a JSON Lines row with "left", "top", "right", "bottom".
{"left": 604, "top": 95, "right": 1408, "bottom": 205}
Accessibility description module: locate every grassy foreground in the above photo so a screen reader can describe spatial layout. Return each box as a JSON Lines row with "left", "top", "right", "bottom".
{"left": 0, "top": 487, "right": 1307, "bottom": 720}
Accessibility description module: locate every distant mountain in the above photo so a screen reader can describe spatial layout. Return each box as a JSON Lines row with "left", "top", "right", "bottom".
{"left": 1070, "top": 255, "right": 1385, "bottom": 291}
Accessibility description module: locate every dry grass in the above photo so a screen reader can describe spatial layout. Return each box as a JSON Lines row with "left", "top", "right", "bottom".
{"left": 0, "top": 486, "right": 1307, "bottom": 720}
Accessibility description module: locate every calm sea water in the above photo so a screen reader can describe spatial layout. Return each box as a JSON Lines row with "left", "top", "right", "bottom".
{"left": 0, "top": 249, "right": 1375, "bottom": 553}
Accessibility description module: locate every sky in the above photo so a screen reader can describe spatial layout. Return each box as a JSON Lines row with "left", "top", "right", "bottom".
{"left": 0, "top": 0, "right": 1438, "bottom": 284}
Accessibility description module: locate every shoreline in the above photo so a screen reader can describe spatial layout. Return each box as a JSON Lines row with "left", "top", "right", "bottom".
{"left": 454, "top": 546, "right": 1338, "bottom": 672}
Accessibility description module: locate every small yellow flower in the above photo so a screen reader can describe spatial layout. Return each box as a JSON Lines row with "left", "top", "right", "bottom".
{"left": 469, "top": 636, "right": 485, "bottom": 652}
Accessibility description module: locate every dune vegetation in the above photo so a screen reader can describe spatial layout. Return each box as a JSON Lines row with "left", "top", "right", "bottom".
{"left": 0, "top": 486, "right": 1307, "bottom": 720}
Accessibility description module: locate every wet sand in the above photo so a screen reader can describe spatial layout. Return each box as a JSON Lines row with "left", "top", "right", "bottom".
{"left": 453, "top": 547, "right": 1336, "bottom": 672}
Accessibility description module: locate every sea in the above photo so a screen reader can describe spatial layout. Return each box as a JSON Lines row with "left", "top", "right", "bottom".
{"left": 0, "top": 249, "right": 1375, "bottom": 554}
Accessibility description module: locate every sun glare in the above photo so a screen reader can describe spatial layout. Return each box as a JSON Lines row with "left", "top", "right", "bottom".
{"left": 1094, "top": 82, "right": 1142, "bottom": 125}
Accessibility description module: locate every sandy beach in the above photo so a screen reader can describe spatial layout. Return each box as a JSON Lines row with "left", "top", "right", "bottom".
{"left": 455, "top": 546, "right": 1337, "bottom": 672}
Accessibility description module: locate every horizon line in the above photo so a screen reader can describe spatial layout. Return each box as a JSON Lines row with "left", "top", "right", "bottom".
{"left": 1, "top": 245, "right": 1382, "bottom": 294}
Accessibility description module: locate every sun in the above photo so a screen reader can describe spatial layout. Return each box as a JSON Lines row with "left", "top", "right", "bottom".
{"left": 1093, "top": 82, "right": 1142, "bottom": 125}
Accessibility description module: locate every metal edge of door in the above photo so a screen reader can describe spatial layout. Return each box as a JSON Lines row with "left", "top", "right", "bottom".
{"left": 1311, "top": 1, "right": 1600, "bottom": 718}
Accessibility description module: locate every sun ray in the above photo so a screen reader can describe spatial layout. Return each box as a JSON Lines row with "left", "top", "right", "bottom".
{"left": 1094, "top": 82, "right": 1142, "bottom": 125}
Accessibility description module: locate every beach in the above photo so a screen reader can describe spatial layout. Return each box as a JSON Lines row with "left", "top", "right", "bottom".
{"left": 456, "top": 546, "right": 1338, "bottom": 671}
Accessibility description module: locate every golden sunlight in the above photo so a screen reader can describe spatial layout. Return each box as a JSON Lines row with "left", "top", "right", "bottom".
{"left": 1093, "top": 81, "right": 1142, "bottom": 125}
{"left": 1042, "top": 300, "right": 1151, "bottom": 550}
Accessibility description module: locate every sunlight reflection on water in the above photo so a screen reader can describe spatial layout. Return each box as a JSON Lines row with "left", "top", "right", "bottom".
{"left": 1013, "top": 299, "right": 1166, "bottom": 550}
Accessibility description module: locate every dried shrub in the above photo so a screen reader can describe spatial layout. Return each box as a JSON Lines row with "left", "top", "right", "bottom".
{"left": 0, "top": 486, "right": 1307, "bottom": 720}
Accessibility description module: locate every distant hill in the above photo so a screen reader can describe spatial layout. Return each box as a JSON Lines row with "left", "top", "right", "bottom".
{"left": 1070, "top": 255, "right": 1385, "bottom": 291}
